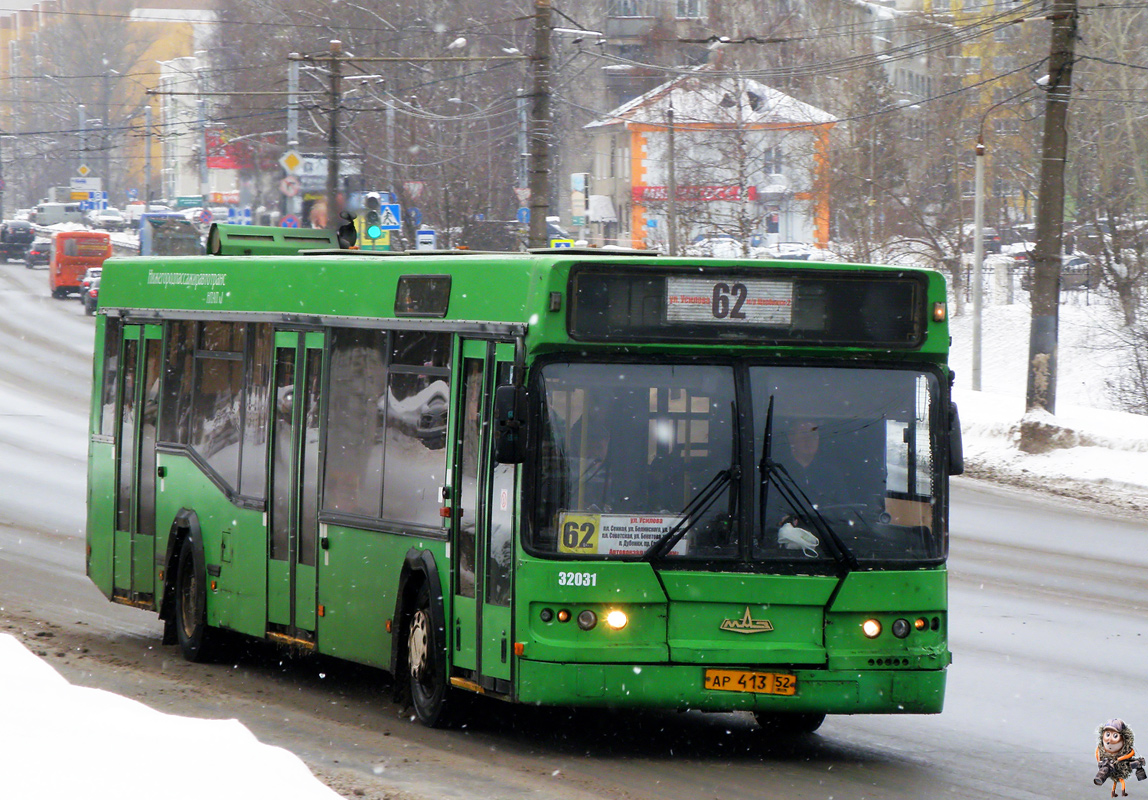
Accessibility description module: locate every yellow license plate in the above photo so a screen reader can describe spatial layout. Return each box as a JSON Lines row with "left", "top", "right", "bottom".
{"left": 703, "top": 669, "right": 797, "bottom": 696}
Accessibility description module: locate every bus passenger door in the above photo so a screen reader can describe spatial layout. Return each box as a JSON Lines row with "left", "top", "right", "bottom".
{"left": 267, "top": 331, "right": 324, "bottom": 643}
{"left": 112, "top": 323, "right": 163, "bottom": 603}
{"left": 452, "top": 340, "right": 516, "bottom": 687}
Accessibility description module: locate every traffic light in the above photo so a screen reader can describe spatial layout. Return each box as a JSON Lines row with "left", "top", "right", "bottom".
{"left": 363, "top": 192, "right": 383, "bottom": 241}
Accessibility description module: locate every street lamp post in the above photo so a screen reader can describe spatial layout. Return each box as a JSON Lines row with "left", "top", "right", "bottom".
{"left": 972, "top": 136, "right": 986, "bottom": 391}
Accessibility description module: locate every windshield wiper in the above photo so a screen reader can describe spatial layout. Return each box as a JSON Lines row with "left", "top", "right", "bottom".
{"left": 641, "top": 466, "right": 738, "bottom": 561}
{"left": 758, "top": 396, "right": 858, "bottom": 572}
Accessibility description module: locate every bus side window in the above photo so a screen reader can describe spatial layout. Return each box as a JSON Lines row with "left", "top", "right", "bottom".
{"left": 160, "top": 320, "right": 196, "bottom": 445}
{"left": 381, "top": 331, "right": 451, "bottom": 528}
{"left": 323, "top": 328, "right": 387, "bottom": 518}
{"left": 99, "top": 318, "right": 122, "bottom": 435}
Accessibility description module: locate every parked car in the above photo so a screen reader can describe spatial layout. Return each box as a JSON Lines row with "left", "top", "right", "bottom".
{"left": 124, "top": 203, "right": 174, "bottom": 224}
{"left": 684, "top": 235, "right": 747, "bottom": 258}
{"left": 31, "top": 201, "right": 86, "bottom": 226}
{"left": 24, "top": 238, "right": 51, "bottom": 268}
{"left": 0, "top": 220, "right": 36, "bottom": 261}
{"left": 1019, "top": 254, "right": 1099, "bottom": 291}
{"left": 82, "top": 276, "right": 100, "bottom": 315}
{"left": 79, "top": 266, "right": 103, "bottom": 294}
{"left": 963, "top": 226, "right": 1002, "bottom": 254}
{"left": 88, "top": 207, "right": 127, "bottom": 231}
{"left": 753, "top": 241, "right": 815, "bottom": 260}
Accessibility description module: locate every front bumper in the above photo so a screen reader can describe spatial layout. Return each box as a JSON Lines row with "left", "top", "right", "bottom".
{"left": 516, "top": 660, "right": 946, "bottom": 714}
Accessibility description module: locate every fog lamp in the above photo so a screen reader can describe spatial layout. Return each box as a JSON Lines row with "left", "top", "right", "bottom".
{"left": 577, "top": 610, "right": 598, "bottom": 630}
{"left": 862, "top": 619, "right": 882, "bottom": 638}
{"left": 892, "top": 618, "right": 911, "bottom": 639}
{"left": 605, "top": 610, "right": 628, "bottom": 630}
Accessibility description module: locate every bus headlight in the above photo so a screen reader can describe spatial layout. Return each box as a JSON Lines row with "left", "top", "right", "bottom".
{"left": 605, "top": 610, "right": 628, "bottom": 630}
{"left": 861, "top": 619, "right": 882, "bottom": 638}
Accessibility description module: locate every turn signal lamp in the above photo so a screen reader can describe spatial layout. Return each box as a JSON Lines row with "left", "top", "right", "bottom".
{"left": 862, "top": 619, "right": 882, "bottom": 638}
{"left": 914, "top": 617, "right": 928, "bottom": 631}
{"left": 933, "top": 302, "right": 947, "bottom": 323}
{"left": 557, "top": 609, "right": 571, "bottom": 623}
{"left": 605, "top": 610, "right": 629, "bottom": 630}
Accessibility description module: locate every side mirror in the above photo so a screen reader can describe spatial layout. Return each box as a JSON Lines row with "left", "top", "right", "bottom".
{"left": 948, "top": 401, "right": 964, "bottom": 476}
{"left": 493, "top": 384, "right": 527, "bottom": 464}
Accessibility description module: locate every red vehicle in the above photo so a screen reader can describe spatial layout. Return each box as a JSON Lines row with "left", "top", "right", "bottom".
{"left": 49, "top": 230, "right": 111, "bottom": 298}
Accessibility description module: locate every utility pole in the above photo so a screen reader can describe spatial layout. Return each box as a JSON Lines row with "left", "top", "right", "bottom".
{"left": 144, "top": 104, "right": 152, "bottom": 205}
{"left": 527, "top": 0, "right": 551, "bottom": 249}
{"left": 286, "top": 57, "right": 302, "bottom": 219}
{"left": 667, "top": 98, "right": 678, "bottom": 256}
{"left": 197, "top": 98, "right": 210, "bottom": 210}
{"left": 972, "top": 136, "right": 986, "bottom": 391}
{"left": 1023, "top": 0, "right": 1077, "bottom": 431}
{"left": 285, "top": 44, "right": 531, "bottom": 237}
{"left": 78, "top": 106, "right": 86, "bottom": 173}
{"left": 326, "top": 40, "right": 342, "bottom": 231}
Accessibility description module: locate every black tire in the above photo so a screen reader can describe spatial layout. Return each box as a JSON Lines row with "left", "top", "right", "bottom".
{"left": 174, "top": 535, "right": 218, "bottom": 662}
{"left": 407, "top": 582, "right": 455, "bottom": 727}
{"left": 754, "top": 711, "right": 826, "bottom": 736}
{"left": 50, "top": 287, "right": 65, "bottom": 299}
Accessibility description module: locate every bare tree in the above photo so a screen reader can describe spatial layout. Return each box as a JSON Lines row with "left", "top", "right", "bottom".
{"left": 1069, "top": 4, "right": 1148, "bottom": 326}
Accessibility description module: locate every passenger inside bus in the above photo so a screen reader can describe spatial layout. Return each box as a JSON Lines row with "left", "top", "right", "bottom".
{"left": 536, "top": 375, "right": 737, "bottom": 557}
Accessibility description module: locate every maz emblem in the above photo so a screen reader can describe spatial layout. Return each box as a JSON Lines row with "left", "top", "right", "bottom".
{"left": 720, "top": 607, "right": 775, "bottom": 634}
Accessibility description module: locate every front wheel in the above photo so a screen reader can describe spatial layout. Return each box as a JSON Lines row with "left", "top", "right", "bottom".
{"left": 754, "top": 711, "right": 826, "bottom": 736}
{"left": 174, "top": 535, "right": 219, "bottom": 662}
{"left": 407, "top": 582, "right": 456, "bottom": 727}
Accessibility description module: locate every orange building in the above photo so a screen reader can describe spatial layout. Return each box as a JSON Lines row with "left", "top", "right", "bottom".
{"left": 584, "top": 71, "right": 836, "bottom": 252}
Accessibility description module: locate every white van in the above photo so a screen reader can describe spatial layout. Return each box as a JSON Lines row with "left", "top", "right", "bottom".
{"left": 32, "top": 202, "right": 85, "bottom": 226}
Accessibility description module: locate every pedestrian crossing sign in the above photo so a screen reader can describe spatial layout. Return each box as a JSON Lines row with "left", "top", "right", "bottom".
{"left": 379, "top": 204, "right": 401, "bottom": 230}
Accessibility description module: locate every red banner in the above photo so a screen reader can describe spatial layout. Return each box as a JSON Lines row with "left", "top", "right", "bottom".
{"left": 632, "top": 185, "right": 759, "bottom": 204}
{"left": 205, "top": 130, "right": 246, "bottom": 169}
{"left": 205, "top": 132, "right": 280, "bottom": 171}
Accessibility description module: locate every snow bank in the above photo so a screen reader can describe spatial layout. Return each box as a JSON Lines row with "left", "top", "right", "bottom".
{"left": 955, "top": 387, "right": 1148, "bottom": 503}
{"left": 0, "top": 633, "right": 341, "bottom": 799}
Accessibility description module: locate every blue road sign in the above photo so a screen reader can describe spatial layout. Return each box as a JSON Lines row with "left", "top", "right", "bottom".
{"left": 378, "top": 203, "right": 402, "bottom": 230}
{"left": 126, "top": 188, "right": 139, "bottom": 200}
{"left": 406, "top": 207, "right": 422, "bottom": 228}
{"left": 281, "top": 215, "right": 300, "bottom": 228}
{"left": 516, "top": 207, "right": 530, "bottom": 224}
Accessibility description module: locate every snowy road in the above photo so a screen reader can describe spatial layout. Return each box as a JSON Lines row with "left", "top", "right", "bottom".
{"left": 0, "top": 261, "right": 1145, "bottom": 799}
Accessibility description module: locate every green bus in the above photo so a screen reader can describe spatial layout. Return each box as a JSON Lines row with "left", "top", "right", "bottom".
{"left": 87, "top": 228, "right": 961, "bottom": 733}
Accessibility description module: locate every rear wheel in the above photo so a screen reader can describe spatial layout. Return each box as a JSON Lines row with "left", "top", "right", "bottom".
{"left": 174, "top": 535, "right": 219, "bottom": 662}
{"left": 753, "top": 711, "right": 826, "bottom": 736}
{"left": 407, "top": 582, "right": 455, "bottom": 727}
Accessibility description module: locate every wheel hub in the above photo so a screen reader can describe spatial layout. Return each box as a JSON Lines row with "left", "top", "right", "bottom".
{"left": 408, "top": 609, "right": 429, "bottom": 679}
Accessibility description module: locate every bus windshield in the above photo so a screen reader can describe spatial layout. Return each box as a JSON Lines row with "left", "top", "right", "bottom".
{"left": 530, "top": 361, "right": 943, "bottom": 566}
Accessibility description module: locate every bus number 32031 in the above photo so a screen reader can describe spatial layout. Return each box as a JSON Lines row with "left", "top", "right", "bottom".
{"left": 558, "top": 571, "right": 598, "bottom": 587}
